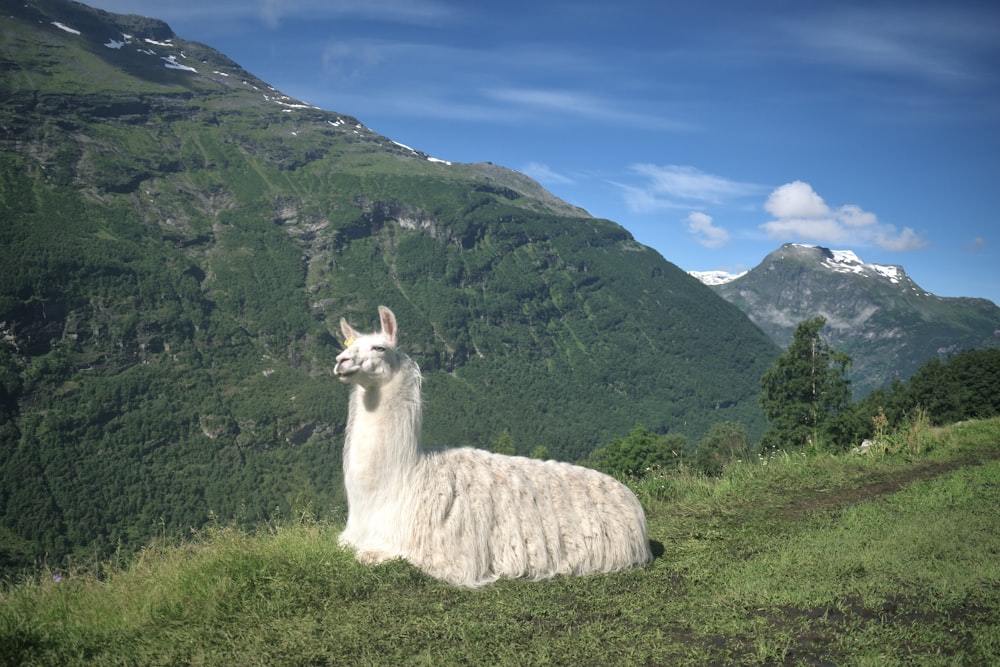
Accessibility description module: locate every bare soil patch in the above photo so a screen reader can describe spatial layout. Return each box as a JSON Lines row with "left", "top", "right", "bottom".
{"left": 777, "top": 449, "right": 1000, "bottom": 520}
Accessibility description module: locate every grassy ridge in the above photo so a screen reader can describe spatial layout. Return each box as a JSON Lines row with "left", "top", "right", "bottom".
{"left": 3, "top": 421, "right": 999, "bottom": 666}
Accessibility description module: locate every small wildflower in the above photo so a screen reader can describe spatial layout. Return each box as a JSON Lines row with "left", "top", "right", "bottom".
{"left": 53, "top": 573, "right": 62, "bottom": 583}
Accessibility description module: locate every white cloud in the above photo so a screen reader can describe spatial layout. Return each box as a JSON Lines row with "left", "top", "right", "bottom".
{"left": 760, "top": 217, "right": 849, "bottom": 244}
{"left": 686, "top": 211, "right": 729, "bottom": 248}
{"left": 836, "top": 203, "right": 879, "bottom": 228}
{"left": 764, "top": 180, "right": 829, "bottom": 219}
{"left": 874, "top": 226, "right": 926, "bottom": 252}
{"left": 761, "top": 181, "right": 926, "bottom": 251}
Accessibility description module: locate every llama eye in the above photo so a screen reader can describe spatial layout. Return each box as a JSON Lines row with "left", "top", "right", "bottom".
{"left": 372, "top": 345, "right": 386, "bottom": 353}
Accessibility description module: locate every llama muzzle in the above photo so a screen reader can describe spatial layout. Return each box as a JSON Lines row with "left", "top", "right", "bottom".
{"left": 334, "top": 359, "right": 359, "bottom": 378}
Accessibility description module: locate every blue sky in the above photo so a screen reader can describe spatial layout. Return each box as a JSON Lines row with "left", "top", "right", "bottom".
{"left": 85, "top": 1, "right": 999, "bottom": 304}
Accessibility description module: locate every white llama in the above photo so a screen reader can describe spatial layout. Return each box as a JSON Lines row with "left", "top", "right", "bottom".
{"left": 333, "top": 305, "right": 653, "bottom": 587}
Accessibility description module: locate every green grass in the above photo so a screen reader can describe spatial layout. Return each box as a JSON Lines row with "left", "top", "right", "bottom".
{"left": 3, "top": 418, "right": 999, "bottom": 666}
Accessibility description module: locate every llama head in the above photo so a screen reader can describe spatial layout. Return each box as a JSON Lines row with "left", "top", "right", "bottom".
{"left": 334, "top": 306, "right": 402, "bottom": 388}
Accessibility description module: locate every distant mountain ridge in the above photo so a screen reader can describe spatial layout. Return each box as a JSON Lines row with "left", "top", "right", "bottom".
{"left": 688, "top": 269, "right": 748, "bottom": 286}
{"left": 690, "top": 246, "right": 909, "bottom": 289}
{"left": 691, "top": 244, "right": 1000, "bottom": 395}
{"left": 0, "top": 0, "right": 780, "bottom": 570}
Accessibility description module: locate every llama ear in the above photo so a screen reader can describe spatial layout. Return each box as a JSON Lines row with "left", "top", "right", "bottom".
{"left": 378, "top": 306, "right": 397, "bottom": 345}
{"left": 340, "top": 318, "right": 361, "bottom": 347}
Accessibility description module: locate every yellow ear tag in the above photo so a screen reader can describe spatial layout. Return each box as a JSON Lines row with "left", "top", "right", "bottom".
{"left": 343, "top": 337, "right": 355, "bottom": 349}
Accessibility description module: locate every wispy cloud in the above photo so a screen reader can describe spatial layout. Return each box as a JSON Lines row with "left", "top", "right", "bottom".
{"left": 620, "top": 165, "right": 766, "bottom": 213}
{"left": 782, "top": 6, "right": 1000, "bottom": 86}
{"left": 617, "top": 184, "right": 692, "bottom": 215}
{"left": 88, "top": 0, "right": 457, "bottom": 29}
{"left": 967, "top": 236, "right": 987, "bottom": 253}
{"left": 261, "top": 0, "right": 457, "bottom": 28}
{"left": 484, "top": 88, "right": 692, "bottom": 130}
{"left": 320, "top": 41, "right": 388, "bottom": 85}
{"left": 327, "top": 83, "right": 693, "bottom": 128}
{"left": 521, "top": 162, "right": 574, "bottom": 186}
{"left": 78, "top": 1, "right": 254, "bottom": 24}
{"left": 307, "top": 88, "right": 527, "bottom": 124}
{"left": 761, "top": 181, "right": 926, "bottom": 252}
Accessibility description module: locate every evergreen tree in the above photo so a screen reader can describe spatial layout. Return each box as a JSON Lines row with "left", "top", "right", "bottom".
{"left": 908, "top": 349, "right": 1000, "bottom": 424}
{"left": 529, "top": 445, "right": 550, "bottom": 460}
{"left": 489, "top": 429, "right": 517, "bottom": 455}
{"left": 759, "top": 317, "right": 852, "bottom": 451}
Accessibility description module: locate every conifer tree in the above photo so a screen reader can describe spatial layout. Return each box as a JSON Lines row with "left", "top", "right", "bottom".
{"left": 759, "top": 317, "right": 852, "bottom": 450}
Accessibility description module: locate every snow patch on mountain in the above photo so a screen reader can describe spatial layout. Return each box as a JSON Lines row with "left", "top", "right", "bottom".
{"left": 99, "top": 31, "right": 199, "bottom": 74}
{"left": 392, "top": 140, "right": 453, "bottom": 165}
{"left": 162, "top": 54, "right": 196, "bottom": 72}
{"left": 819, "top": 247, "right": 902, "bottom": 284}
{"left": 52, "top": 22, "right": 80, "bottom": 35}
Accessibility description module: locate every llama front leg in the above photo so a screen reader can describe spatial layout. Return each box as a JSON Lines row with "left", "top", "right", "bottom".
{"left": 354, "top": 549, "right": 395, "bottom": 565}
{"left": 338, "top": 516, "right": 403, "bottom": 566}
{"left": 339, "top": 531, "right": 397, "bottom": 565}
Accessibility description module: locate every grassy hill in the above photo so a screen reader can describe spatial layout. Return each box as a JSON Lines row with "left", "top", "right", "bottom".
{"left": 3, "top": 418, "right": 999, "bottom": 666}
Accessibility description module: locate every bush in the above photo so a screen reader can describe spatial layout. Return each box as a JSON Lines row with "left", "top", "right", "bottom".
{"left": 693, "top": 421, "right": 752, "bottom": 476}
{"left": 585, "top": 424, "right": 685, "bottom": 479}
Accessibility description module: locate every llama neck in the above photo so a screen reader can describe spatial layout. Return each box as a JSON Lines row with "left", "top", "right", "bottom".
{"left": 344, "top": 357, "right": 423, "bottom": 480}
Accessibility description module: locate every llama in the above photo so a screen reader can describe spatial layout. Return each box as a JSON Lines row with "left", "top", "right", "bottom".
{"left": 333, "top": 306, "right": 653, "bottom": 588}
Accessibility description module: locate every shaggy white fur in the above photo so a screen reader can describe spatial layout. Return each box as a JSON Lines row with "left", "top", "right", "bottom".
{"left": 334, "top": 306, "right": 653, "bottom": 587}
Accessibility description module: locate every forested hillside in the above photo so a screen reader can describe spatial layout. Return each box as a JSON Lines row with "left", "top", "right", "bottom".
{"left": 0, "top": 0, "right": 778, "bottom": 571}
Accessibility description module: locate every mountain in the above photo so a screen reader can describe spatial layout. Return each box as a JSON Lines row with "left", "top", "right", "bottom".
{"left": 0, "top": 0, "right": 779, "bottom": 569}
{"left": 691, "top": 244, "right": 1000, "bottom": 396}
{"left": 688, "top": 269, "right": 748, "bottom": 286}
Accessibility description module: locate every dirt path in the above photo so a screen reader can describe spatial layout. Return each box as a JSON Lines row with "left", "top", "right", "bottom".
{"left": 777, "top": 448, "right": 1000, "bottom": 520}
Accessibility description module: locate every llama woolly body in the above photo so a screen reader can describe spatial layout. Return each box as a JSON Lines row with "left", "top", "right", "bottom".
{"left": 334, "top": 306, "right": 653, "bottom": 588}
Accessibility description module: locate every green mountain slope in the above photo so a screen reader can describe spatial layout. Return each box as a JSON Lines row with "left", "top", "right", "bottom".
{"left": 0, "top": 0, "right": 778, "bottom": 570}
{"left": 705, "top": 244, "right": 1000, "bottom": 396}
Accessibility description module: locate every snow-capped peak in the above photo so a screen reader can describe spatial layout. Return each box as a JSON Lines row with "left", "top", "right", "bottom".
{"left": 688, "top": 269, "right": 747, "bottom": 286}
{"left": 689, "top": 244, "right": 910, "bottom": 288}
